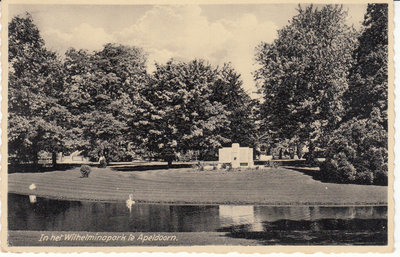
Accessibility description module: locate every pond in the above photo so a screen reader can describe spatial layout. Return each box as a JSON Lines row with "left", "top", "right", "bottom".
{"left": 8, "top": 193, "right": 387, "bottom": 245}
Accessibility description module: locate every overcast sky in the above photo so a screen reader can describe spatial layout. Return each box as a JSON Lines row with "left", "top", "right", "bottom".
{"left": 9, "top": 4, "right": 367, "bottom": 97}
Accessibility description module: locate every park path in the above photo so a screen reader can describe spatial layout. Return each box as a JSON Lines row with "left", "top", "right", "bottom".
{"left": 8, "top": 167, "right": 387, "bottom": 205}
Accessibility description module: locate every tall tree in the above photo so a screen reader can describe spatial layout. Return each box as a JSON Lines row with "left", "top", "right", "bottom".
{"left": 255, "top": 5, "right": 357, "bottom": 160}
{"left": 346, "top": 4, "right": 388, "bottom": 127}
{"left": 322, "top": 4, "right": 388, "bottom": 185}
{"left": 142, "top": 59, "right": 231, "bottom": 165}
{"left": 211, "top": 63, "right": 258, "bottom": 148}
{"left": 8, "top": 13, "right": 70, "bottom": 166}
{"left": 63, "top": 44, "right": 149, "bottom": 162}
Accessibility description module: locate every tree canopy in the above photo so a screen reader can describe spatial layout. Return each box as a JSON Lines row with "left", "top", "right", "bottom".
{"left": 63, "top": 44, "right": 149, "bottom": 161}
{"left": 8, "top": 13, "right": 70, "bottom": 165}
{"left": 8, "top": 13, "right": 256, "bottom": 165}
{"left": 255, "top": 4, "right": 357, "bottom": 158}
{"left": 146, "top": 60, "right": 260, "bottom": 163}
{"left": 211, "top": 63, "right": 258, "bottom": 148}
{"left": 346, "top": 4, "right": 388, "bottom": 127}
{"left": 321, "top": 4, "right": 388, "bottom": 185}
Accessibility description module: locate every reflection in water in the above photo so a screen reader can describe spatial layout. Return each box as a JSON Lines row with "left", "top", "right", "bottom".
{"left": 8, "top": 194, "right": 387, "bottom": 245}
{"left": 126, "top": 194, "right": 135, "bottom": 213}
{"left": 169, "top": 205, "right": 220, "bottom": 232}
{"left": 219, "top": 205, "right": 263, "bottom": 231}
{"left": 29, "top": 195, "right": 37, "bottom": 203}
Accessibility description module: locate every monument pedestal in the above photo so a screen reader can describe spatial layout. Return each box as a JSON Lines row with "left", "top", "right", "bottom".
{"left": 218, "top": 143, "right": 254, "bottom": 168}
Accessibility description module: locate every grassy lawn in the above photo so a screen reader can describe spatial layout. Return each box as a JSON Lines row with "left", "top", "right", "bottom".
{"left": 8, "top": 167, "right": 387, "bottom": 205}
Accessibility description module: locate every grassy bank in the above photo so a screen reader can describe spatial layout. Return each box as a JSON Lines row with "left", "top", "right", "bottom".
{"left": 8, "top": 167, "right": 387, "bottom": 205}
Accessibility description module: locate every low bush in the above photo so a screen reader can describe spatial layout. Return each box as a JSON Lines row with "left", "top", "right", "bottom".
{"left": 265, "top": 160, "right": 277, "bottom": 168}
{"left": 221, "top": 163, "right": 232, "bottom": 170}
{"left": 192, "top": 161, "right": 203, "bottom": 171}
{"left": 80, "top": 165, "right": 91, "bottom": 178}
{"left": 320, "top": 115, "right": 387, "bottom": 185}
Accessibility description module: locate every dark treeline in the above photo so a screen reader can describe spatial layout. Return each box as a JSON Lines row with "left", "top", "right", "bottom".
{"left": 8, "top": 13, "right": 258, "bottom": 167}
{"left": 9, "top": 4, "right": 388, "bottom": 185}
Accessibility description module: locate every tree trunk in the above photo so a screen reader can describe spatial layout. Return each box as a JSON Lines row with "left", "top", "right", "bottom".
{"left": 297, "top": 142, "right": 304, "bottom": 159}
{"left": 103, "top": 148, "right": 109, "bottom": 164}
{"left": 52, "top": 152, "right": 57, "bottom": 168}
{"left": 32, "top": 149, "right": 39, "bottom": 171}
{"left": 307, "top": 141, "right": 315, "bottom": 163}
{"left": 289, "top": 148, "right": 295, "bottom": 159}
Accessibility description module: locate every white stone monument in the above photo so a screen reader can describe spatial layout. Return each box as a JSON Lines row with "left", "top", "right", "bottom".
{"left": 218, "top": 143, "right": 254, "bottom": 168}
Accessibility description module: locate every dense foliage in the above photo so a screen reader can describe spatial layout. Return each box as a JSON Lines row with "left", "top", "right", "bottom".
{"left": 140, "top": 60, "right": 258, "bottom": 164}
{"left": 321, "top": 4, "right": 388, "bottom": 185}
{"left": 255, "top": 5, "right": 357, "bottom": 161}
{"left": 255, "top": 4, "right": 388, "bottom": 185}
{"left": 8, "top": 13, "right": 71, "bottom": 165}
{"left": 210, "top": 63, "right": 258, "bottom": 148}
{"left": 8, "top": 14, "right": 256, "bottom": 165}
{"left": 141, "top": 60, "right": 230, "bottom": 164}
{"left": 63, "top": 44, "right": 149, "bottom": 162}
{"left": 346, "top": 4, "right": 388, "bottom": 123}
{"left": 320, "top": 110, "right": 387, "bottom": 185}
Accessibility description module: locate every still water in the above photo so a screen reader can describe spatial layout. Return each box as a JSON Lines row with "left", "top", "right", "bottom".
{"left": 8, "top": 193, "right": 387, "bottom": 245}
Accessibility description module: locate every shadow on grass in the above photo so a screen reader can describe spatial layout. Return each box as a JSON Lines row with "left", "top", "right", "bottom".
{"left": 8, "top": 164, "right": 84, "bottom": 174}
{"left": 283, "top": 166, "right": 322, "bottom": 179}
{"left": 111, "top": 163, "right": 194, "bottom": 172}
{"left": 284, "top": 166, "right": 387, "bottom": 186}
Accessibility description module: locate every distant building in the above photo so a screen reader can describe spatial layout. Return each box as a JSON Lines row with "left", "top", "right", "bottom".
{"left": 218, "top": 143, "right": 254, "bottom": 168}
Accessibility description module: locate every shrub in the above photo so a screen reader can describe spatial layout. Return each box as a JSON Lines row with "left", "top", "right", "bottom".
{"left": 192, "top": 162, "right": 214, "bottom": 171}
{"left": 265, "top": 160, "right": 277, "bottom": 168}
{"left": 221, "top": 163, "right": 232, "bottom": 170}
{"left": 271, "top": 148, "right": 280, "bottom": 160}
{"left": 320, "top": 115, "right": 387, "bottom": 185}
{"left": 80, "top": 165, "right": 91, "bottom": 178}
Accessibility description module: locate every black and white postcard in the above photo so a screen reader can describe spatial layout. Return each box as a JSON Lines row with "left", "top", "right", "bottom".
{"left": 0, "top": 0, "right": 394, "bottom": 253}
